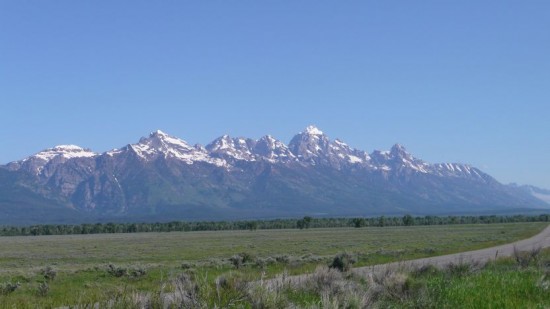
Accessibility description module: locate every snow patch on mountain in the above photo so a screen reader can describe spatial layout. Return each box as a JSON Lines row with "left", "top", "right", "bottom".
{"left": 431, "top": 163, "right": 483, "bottom": 179}
{"left": 305, "top": 125, "right": 323, "bottom": 135}
{"left": 25, "top": 145, "right": 96, "bottom": 161}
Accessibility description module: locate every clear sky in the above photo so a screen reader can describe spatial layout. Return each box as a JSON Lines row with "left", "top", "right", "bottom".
{"left": 1, "top": 2, "right": 549, "bottom": 189}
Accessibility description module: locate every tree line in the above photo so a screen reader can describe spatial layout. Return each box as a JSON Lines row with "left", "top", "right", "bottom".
{"left": 0, "top": 214, "right": 548, "bottom": 237}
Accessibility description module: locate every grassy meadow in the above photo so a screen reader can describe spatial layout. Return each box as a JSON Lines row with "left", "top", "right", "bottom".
{"left": 0, "top": 222, "right": 547, "bottom": 307}
{"left": 370, "top": 247, "right": 550, "bottom": 308}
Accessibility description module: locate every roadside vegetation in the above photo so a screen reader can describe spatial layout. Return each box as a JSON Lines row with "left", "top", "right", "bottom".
{"left": 0, "top": 221, "right": 547, "bottom": 307}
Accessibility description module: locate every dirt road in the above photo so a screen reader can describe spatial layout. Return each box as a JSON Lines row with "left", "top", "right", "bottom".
{"left": 267, "top": 224, "right": 550, "bottom": 288}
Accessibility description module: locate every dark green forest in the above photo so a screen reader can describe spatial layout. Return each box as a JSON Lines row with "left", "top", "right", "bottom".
{"left": 1, "top": 214, "right": 548, "bottom": 237}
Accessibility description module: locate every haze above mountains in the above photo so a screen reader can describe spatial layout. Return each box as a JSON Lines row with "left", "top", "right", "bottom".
{"left": 1, "top": 126, "right": 548, "bottom": 225}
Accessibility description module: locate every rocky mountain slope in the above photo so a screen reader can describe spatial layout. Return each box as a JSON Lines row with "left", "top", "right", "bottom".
{"left": 1, "top": 126, "right": 548, "bottom": 224}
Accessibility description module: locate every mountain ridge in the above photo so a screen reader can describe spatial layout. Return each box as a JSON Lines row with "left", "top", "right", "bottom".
{"left": 1, "top": 125, "right": 548, "bottom": 224}
{"left": 5, "top": 126, "right": 486, "bottom": 175}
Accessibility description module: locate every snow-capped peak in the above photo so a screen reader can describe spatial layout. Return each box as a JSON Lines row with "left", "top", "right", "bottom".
{"left": 253, "top": 135, "right": 296, "bottom": 162}
{"left": 127, "top": 130, "right": 225, "bottom": 166}
{"left": 54, "top": 144, "right": 85, "bottom": 150}
{"left": 151, "top": 129, "right": 169, "bottom": 137}
{"left": 289, "top": 127, "right": 372, "bottom": 167}
{"left": 29, "top": 145, "right": 97, "bottom": 162}
{"left": 304, "top": 125, "right": 324, "bottom": 135}
{"left": 139, "top": 130, "right": 193, "bottom": 151}
{"left": 206, "top": 135, "right": 256, "bottom": 161}
{"left": 390, "top": 143, "right": 406, "bottom": 153}
{"left": 389, "top": 144, "right": 413, "bottom": 160}
{"left": 6, "top": 144, "right": 97, "bottom": 175}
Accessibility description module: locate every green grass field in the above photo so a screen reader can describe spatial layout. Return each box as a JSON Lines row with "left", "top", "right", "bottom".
{"left": 0, "top": 222, "right": 547, "bottom": 308}
{"left": 376, "top": 248, "right": 550, "bottom": 308}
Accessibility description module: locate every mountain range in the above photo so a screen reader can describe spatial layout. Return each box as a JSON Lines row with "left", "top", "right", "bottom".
{"left": 1, "top": 126, "right": 548, "bottom": 225}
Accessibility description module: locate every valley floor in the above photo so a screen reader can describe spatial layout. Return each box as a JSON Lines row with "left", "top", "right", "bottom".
{"left": 0, "top": 222, "right": 547, "bottom": 308}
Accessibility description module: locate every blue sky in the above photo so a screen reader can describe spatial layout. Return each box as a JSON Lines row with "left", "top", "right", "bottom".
{"left": 1, "top": 2, "right": 549, "bottom": 188}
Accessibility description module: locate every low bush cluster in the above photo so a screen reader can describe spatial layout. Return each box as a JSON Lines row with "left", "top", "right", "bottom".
{"left": 329, "top": 252, "right": 357, "bottom": 272}
{"left": 227, "top": 252, "right": 326, "bottom": 270}
{"left": 106, "top": 264, "right": 147, "bottom": 278}
{"left": 25, "top": 248, "right": 546, "bottom": 308}
{"left": 36, "top": 282, "right": 49, "bottom": 297}
{"left": 42, "top": 266, "right": 57, "bottom": 281}
{"left": 0, "top": 281, "right": 20, "bottom": 295}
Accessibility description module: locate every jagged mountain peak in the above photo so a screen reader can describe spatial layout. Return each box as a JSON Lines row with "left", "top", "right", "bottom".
{"left": 304, "top": 125, "right": 324, "bottom": 135}
{"left": 206, "top": 135, "right": 256, "bottom": 162}
{"left": 259, "top": 134, "right": 277, "bottom": 142}
{"left": 289, "top": 126, "right": 330, "bottom": 158}
{"left": 389, "top": 143, "right": 415, "bottom": 160}
{"left": 257, "top": 135, "right": 278, "bottom": 146}
{"left": 207, "top": 135, "right": 252, "bottom": 150}
{"left": 122, "top": 130, "right": 225, "bottom": 166}
{"left": 254, "top": 135, "right": 296, "bottom": 162}
{"left": 206, "top": 135, "right": 228, "bottom": 150}
{"left": 370, "top": 144, "right": 427, "bottom": 173}
{"left": 150, "top": 129, "right": 169, "bottom": 136}
{"left": 288, "top": 127, "right": 373, "bottom": 167}
{"left": 390, "top": 143, "right": 406, "bottom": 153}
{"left": 140, "top": 129, "right": 188, "bottom": 145}
{"left": 143, "top": 130, "right": 193, "bottom": 149}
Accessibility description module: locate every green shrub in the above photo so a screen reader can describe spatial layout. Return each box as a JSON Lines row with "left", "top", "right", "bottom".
{"left": 329, "top": 252, "right": 357, "bottom": 272}
{"left": 255, "top": 258, "right": 267, "bottom": 269}
{"left": 129, "top": 266, "right": 147, "bottom": 278}
{"left": 446, "top": 261, "right": 474, "bottom": 277}
{"left": 229, "top": 254, "right": 244, "bottom": 269}
{"left": 173, "top": 273, "right": 201, "bottom": 307}
{"left": 240, "top": 252, "right": 255, "bottom": 264}
{"left": 107, "top": 264, "right": 128, "bottom": 277}
{"left": 412, "top": 264, "right": 441, "bottom": 277}
{"left": 42, "top": 266, "right": 57, "bottom": 281}
{"left": 0, "top": 281, "right": 20, "bottom": 295}
{"left": 36, "top": 282, "right": 49, "bottom": 297}
{"left": 513, "top": 246, "right": 541, "bottom": 268}
{"left": 274, "top": 254, "right": 291, "bottom": 264}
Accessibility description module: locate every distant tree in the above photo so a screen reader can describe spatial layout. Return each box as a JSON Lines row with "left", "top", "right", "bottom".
{"left": 30, "top": 226, "right": 40, "bottom": 236}
{"left": 246, "top": 221, "right": 258, "bottom": 231}
{"left": 402, "top": 214, "right": 414, "bottom": 226}
{"left": 378, "top": 216, "right": 386, "bottom": 227}
{"left": 297, "top": 216, "right": 313, "bottom": 229}
{"left": 127, "top": 223, "right": 138, "bottom": 233}
{"left": 351, "top": 218, "right": 366, "bottom": 228}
